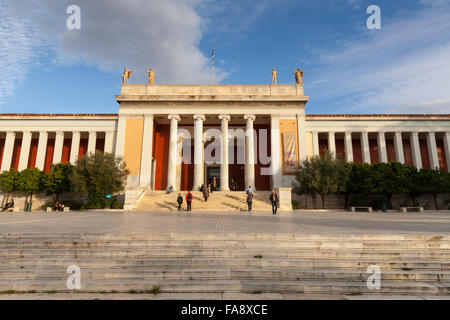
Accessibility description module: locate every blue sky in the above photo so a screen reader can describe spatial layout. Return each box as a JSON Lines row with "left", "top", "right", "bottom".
{"left": 1, "top": 0, "right": 450, "bottom": 115}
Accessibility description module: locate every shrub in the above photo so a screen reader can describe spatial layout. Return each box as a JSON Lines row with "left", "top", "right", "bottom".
{"left": 43, "top": 163, "right": 74, "bottom": 202}
{"left": 16, "top": 168, "right": 43, "bottom": 207}
{"left": 71, "top": 151, "right": 129, "bottom": 209}
{"left": 0, "top": 169, "right": 19, "bottom": 205}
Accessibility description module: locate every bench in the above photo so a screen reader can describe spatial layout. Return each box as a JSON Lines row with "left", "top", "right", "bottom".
{"left": 350, "top": 206, "right": 373, "bottom": 213}
{"left": 63, "top": 207, "right": 70, "bottom": 212}
{"left": 46, "top": 207, "right": 53, "bottom": 212}
{"left": 400, "top": 207, "right": 424, "bottom": 213}
{"left": 12, "top": 207, "right": 20, "bottom": 212}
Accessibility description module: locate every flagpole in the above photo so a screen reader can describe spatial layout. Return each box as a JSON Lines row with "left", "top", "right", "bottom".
{"left": 211, "top": 42, "right": 215, "bottom": 85}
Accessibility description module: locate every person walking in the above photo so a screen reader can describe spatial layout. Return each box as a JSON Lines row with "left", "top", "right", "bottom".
{"left": 246, "top": 186, "right": 253, "bottom": 195}
{"left": 186, "top": 190, "right": 193, "bottom": 212}
{"left": 269, "top": 190, "right": 279, "bottom": 215}
{"left": 246, "top": 190, "right": 253, "bottom": 212}
{"left": 177, "top": 193, "right": 183, "bottom": 212}
{"left": 203, "top": 184, "right": 209, "bottom": 202}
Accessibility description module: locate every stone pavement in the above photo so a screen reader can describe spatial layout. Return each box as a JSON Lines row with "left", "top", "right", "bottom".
{"left": 1, "top": 210, "right": 449, "bottom": 235}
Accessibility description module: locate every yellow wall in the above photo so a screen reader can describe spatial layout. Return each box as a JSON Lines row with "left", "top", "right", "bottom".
{"left": 279, "top": 119, "right": 299, "bottom": 175}
{"left": 123, "top": 118, "right": 144, "bottom": 175}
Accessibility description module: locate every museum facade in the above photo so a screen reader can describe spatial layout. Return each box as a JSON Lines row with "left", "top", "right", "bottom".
{"left": 0, "top": 83, "right": 449, "bottom": 209}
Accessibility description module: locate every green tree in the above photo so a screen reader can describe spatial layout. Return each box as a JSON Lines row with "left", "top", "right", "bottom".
{"left": 293, "top": 151, "right": 350, "bottom": 209}
{"left": 372, "top": 162, "right": 412, "bottom": 209}
{"left": 347, "top": 163, "right": 377, "bottom": 196}
{"left": 405, "top": 166, "right": 423, "bottom": 206}
{"left": 43, "top": 163, "right": 74, "bottom": 202}
{"left": 418, "top": 169, "right": 450, "bottom": 209}
{"left": 0, "top": 169, "right": 19, "bottom": 206}
{"left": 71, "top": 151, "right": 129, "bottom": 209}
{"left": 16, "top": 168, "right": 43, "bottom": 207}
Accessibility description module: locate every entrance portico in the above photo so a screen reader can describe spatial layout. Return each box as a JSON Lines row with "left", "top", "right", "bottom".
{"left": 116, "top": 84, "right": 309, "bottom": 195}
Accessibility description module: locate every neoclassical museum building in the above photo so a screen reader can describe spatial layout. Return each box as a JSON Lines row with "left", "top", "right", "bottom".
{"left": 0, "top": 80, "right": 449, "bottom": 209}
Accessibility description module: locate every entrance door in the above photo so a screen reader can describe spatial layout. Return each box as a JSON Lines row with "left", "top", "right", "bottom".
{"left": 206, "top": 167, "right": 220, "bottom": 191}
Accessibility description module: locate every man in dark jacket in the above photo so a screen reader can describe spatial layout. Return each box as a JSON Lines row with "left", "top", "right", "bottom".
{"left": 269, "top": 190, "right": 279, "bottom": 215}
{"left": 203, "top": 185, "right": 209, "bottom": 202}
{"left": 177, "top": 193, "right": 183, "bottom": 211}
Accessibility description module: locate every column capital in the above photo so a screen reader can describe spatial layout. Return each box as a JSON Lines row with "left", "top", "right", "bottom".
{"left": 144, "top": 114, "right": 154, "bottom": 119}
{"left": 218, "top": 114, "right": 231, "bottom": 122}
{"left": 55, "top": 131, "right": 65, "bottom": 136}
{"left": 168, "top": 114, "right": 181, "bottom": 121}
{"left": 193, "top": 114, "right": 206, "bottom": 121}
{"left": 244, "top": 114, "right": 256, "bottom": 122}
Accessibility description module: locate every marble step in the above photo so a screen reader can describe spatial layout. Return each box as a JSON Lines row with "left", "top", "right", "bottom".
{"left": 2, "top": 268, "right": 450, "bottom": 282}
{"left": 0, "top": 279, "right": 448, "bottom": 295}
{"left": 3, "top": 257, "right": 449, "bottom": 270}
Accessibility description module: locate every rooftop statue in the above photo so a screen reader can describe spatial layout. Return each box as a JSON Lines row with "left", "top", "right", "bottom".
{"left": 294, "top": 68, "right": 304, "bottom": 85}
{"left": 146, "top": 67, "right": 155, "bottom": 85}
{"left": 121, "top": 67, "right": 133, "bottom": 85}
{"left": 271, "top": 68, "right": 278, "bottom": 85}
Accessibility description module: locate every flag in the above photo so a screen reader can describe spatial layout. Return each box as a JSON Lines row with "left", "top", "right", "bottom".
{"left": 211, "top": 47, "right": 215, "bottom": 66}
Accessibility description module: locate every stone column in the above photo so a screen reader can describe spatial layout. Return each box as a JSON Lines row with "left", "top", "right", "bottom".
{"left": 35, "top": 131, "right": 48, "bottom": 171}
{"left": 328, "top": 132, "right": 336, "bottom": 155}
{"left": 115, "top": 116, "right": 126, "bottom": 158}
{"left": 410, "top": 132, "right": 422, "bottom": 170}
{"left": 270, "top": 115, "right": 282, "bottom": 189}
{"left": 139, "top": 115, "right": 154, "bottom": 187}
{"left": 18, "top": 132, "right": 32, "bottom": 171}
{"left": 244, "top": 114, "right": 256, "bottom": 190}
{"left": 219, "top": 114, "right": 230, "bottom": 191}
{"left": 312, "top": 132, "right": 320, "bottom": 157}
{"left": 443, "top": 132, "right": 450, "bottom": 172}
{"left": 377, "top": 132, "right": 388, "bottom": 163}
{"left": 394, "top": 132, "right": 405, "bottom": 164}
{"left": 344, "top": 132, "right": 353, "bottom": 162}
{"left": 0, "top": 132, "right": 16, "bottom": 172}
{"left": 167, "top": 114, "right": 180, "bottom": 190}
{"left": 426, "top": 132, "right": 439, "bottom": 169}
{"left": 104, "top": 131, "right": 114, "bottom": 153}
{"left": 192, "top": 114, "right": 206, "bottom": 191}
{"left": 361, "top": 132, "right": 371, "bottom": 164}
{"left": 52, "top": 131, "right": 65, "bottom": 164}
{"left": 70, "top": 132, "right": 81, "bottom": 165}
{"left": 297, "top": 114, "right": 308, "bottom": 162}
{"left": 87, "top": 131, "right": 97, "bottom": 154}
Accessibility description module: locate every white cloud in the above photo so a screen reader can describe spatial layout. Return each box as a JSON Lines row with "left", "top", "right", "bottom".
{"left": 0, "top": 2, "right": 43, "bottom": 106}
{"left": 307, "top": 4, "right": 450, "bottom": 114}
{"left": 0, "top": 0, "right": 229, "bottom": 107}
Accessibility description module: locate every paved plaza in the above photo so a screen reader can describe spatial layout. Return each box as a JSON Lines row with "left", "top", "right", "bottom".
{"left": 1, "top": 210, "right": 449, "bottom": 235}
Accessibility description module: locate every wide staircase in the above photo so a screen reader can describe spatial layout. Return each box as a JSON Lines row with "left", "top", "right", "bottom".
{"left": 0, "top": 233, "right": 449, "bottom": 299}
{"left": 135, "top": 191, "right": 273, "bottom": 212}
